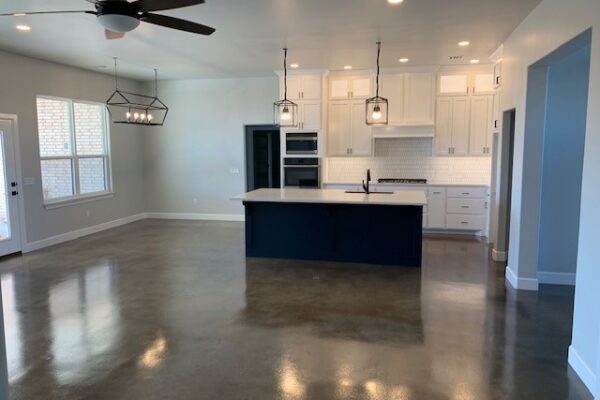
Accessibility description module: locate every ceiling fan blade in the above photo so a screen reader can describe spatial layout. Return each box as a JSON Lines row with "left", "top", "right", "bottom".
{"left": 0, "top": 10, "right": 95, "bottom": 16}
{"left": 141, "top": 13, "right": 215, "bottom": 35}
{"left": 105, "top": 29, "right": 125, "bottom": 40}
{"left": 134, "top": 0, "right": 204, "bottom": 12}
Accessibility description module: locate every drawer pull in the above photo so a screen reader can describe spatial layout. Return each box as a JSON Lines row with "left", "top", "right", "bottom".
{"left": 461, "top": 206, "right": 470, "bottom": 209}
{"left": 461, "top": 192, "right": 470, "bottom": 195}
{"left": 461, "top": 221, "right": 469, "bottom": 225}
{"left": 433, "top": 191, "right": 441, "bottom": 194}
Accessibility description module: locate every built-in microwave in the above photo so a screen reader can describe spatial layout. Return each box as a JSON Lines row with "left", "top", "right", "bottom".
{"left": 283, "top": 158, "right": 320, "bottom": 188}
{"left": 285, "top": 132, "right": 318, "bottom": 155}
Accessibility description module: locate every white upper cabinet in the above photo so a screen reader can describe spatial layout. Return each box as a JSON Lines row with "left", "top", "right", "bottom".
{"left": 435, "top": 96, "right": 470, "bottom": 155}
{"left": 380, "top": 74, "right": 404, "bottom": 125}
{"left": 473, "top": 73, "right": 495, "bottom": 95}
{"left": 327, "top": 100, "right": 372, "bottom": 157}
{"left": 379, "top": 71, "right": 435, "bottom": 126}
{"left": 329, "top": 76, "right": 372, "bottom": 100}
{"left": 439, "top": 73, "right": 469, "bottom": 96}
{"left": 280, "top": 75, "right": 322, "bottom": 101}
{"left": 403, "top": 73, "right": 435, "bottom": 125}
{"left": 469, "top": 95, "right": 493, "bottom": 155}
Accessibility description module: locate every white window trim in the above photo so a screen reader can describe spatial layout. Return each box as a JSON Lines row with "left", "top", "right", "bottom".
{"left": 37, "top": 95, "right": 113, "bottom": 207}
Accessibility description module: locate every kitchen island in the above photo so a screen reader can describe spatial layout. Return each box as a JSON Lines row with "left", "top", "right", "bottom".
{"left": 233, "top": 188, "right": 427, "bottom": 267}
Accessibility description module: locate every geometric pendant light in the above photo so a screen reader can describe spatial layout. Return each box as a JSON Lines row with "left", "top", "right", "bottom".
{"left": 273, "top": 48, "right": 298, "bottom": 128}
{"left": 106, "top": 58, "right": 169, "bottom": 126}
{"left": 366, "top": 41, "right": 389, "bottom": 126}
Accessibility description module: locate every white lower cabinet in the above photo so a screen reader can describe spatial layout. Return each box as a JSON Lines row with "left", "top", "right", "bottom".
{"left": 323, "top": 183, "right": 489, "bottom": 234}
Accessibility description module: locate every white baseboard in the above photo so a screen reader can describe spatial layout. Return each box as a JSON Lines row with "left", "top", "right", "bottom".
{"left": 145, "top": 212, "right": 245, "bottom": 222}
{"left": 505, "top": 266, "right": 539, "bottom": 291}
{"left": 23, "top": 213, "right": 146, "bottom": 253}
{"left": 492, "top": 248, "right": 507, "bottom": 262}
{"left": 538, "top": 271, "right": 576, "bottom": 286}
{"left": 568, "top": 345, "right": 597, "bottom": 394}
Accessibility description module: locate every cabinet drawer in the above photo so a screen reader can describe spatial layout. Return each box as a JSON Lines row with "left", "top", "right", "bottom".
{"left": 446, "top": 214, "right": 486, "bottom": 231}
{"left": 447, "top": 187, "right": 487, "bottom": 198}
{"left": 446, "top": 198, "right": 486, "bottom": 214}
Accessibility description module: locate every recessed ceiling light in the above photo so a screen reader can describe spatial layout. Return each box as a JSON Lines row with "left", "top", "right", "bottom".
{"left": 399, "top": 58, "right": 409, "bottom": 63}
{"left": 290, "top": 63, "right": 299, "bottom": 69}
{"left": 344, "top": 65, "right": 353, "bottom": 70}
{"left": 458, "top": 41, "right": 470, "bottom": 47}
{"left": 387, "top": 0, "right": 404, "bottom": 4}
{"left": 470, "top": 59, "right": 480, "bottom": 64}
{"left": 13, "top": 13, "right": 27, "bottom": 17}
{"left": 16, "top": 24, "right": 31, "bottom": 32}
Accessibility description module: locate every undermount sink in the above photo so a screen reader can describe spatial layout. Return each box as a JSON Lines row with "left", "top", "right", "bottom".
{"left": 345, "top": 191, "right": 394, "bottom": 194}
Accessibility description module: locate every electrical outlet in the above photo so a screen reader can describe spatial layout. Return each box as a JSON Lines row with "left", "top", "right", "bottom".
{"left": 23, "top": 177, "right": 36, "bottom": 186}
{"left": 229, "top": 167, "right": 240, "bottom": 174}
{"left": 86, "top": 210, "right": 90, "bottom": 217}
{"left": 193, "top": 198, "right": 198, "bottom": 205}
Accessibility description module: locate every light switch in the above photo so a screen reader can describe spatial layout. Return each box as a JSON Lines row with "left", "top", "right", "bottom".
{"left": 229, "top": 168, "right": 240, "bottom": 174}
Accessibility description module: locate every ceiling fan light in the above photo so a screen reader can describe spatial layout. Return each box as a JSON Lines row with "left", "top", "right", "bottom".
{"left": 97, "top": 14, "right": 140, "bottom": 33}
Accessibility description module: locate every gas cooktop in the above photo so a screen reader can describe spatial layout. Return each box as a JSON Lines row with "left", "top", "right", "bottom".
{"left": 377, "top": 178, "right": 428, "bottom": 184}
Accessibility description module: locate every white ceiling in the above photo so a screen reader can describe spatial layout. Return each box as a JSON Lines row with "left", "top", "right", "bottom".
{"left": 0, "top": 0, "right": 541, "bottom": 81}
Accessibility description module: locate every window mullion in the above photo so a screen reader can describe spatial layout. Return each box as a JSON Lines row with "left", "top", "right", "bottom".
{"left": 69, "top": 100, "right": 81, "bottom": 196}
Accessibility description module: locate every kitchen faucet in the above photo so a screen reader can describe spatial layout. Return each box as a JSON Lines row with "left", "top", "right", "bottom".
{"left": 362, "top": 169, "right": 371, "bottom": 194}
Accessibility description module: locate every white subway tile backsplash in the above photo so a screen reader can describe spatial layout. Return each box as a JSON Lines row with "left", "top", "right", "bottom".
{"left": 326, "top": 138, "right": 491, "bottom": 184}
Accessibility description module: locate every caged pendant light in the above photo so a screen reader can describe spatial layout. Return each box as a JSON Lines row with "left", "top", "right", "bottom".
{"left": 366, "top": 42, "right": 388, "bottom": 126}
{"left": 106, "top": 58, "right": 168, "bottom": 126}
{"left": 273, "top": 48, "right": 298, "bottom": 127}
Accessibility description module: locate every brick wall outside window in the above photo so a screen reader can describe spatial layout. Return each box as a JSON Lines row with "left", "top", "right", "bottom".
{"left": 36, "top": 97, "right": 110, "bottom": 202}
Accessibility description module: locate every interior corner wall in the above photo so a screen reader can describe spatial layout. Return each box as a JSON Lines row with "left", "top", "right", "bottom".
{"left": 0, "top": 50, "right": 146, "bottom": 244}
{"left": 538, "top": 45, "right": 590, "bottom": 280}
{"left": 142, "top": 77, "right": 277, "bottom": 217}
{"left": 500, "top": 0, "right": 600, "bottom": 394}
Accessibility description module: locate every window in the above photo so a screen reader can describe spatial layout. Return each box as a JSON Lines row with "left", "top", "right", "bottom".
{"left": 36, "top": 96, "right": 111, "bottom": 203}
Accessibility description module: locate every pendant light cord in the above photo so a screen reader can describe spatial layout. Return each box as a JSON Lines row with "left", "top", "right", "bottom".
{"left": 283, "top": 48, "right": 288, "bottom": 101}
{"left": 154, "top": 69, "right": 158, "bottom": 98}
{"left": 375, "top": 42, "right": 381, "bottom": 97}
{"left": 113, "top": 57, "right": 119, "bottom": 90}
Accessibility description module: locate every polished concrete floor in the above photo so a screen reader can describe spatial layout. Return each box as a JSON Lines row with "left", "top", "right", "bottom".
{"left": 0, "top": 219, "right": 593, "bottom": 400}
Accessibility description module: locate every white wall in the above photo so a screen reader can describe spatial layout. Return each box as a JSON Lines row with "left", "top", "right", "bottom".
{"left": 500, "top": 0, "right": 600, "bottom": 394}
{"left": 0, "top": 50, "right": 146, "bottom": 244}
{"left": 143, "top": 77, "right": 277, "bottom": 218}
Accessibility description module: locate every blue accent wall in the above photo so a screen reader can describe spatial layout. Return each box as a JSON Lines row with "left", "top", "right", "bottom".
{"left": 538, "top": 44, "right": 591, "bottom": 277}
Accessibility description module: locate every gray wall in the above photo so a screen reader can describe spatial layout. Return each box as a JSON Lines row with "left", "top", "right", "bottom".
{"left": 143, "top": 77, "right": 277, "bottom": 217}
{"left": 500, "top": 0, "right": 600, "bottom": 392}
{"left": 0, "top": 50, "right": 146, "bottom": 243}
{"left": 538, "top": 45, "right": 590, "bottom": 277}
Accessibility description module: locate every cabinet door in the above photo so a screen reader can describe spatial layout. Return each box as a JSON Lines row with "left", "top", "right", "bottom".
{"left": 350, "top": 101, "right": 372, "bottom": 156}
{"left": 302, "top": 101, "right": 321, "bottom": 130}
{"left": 473, "top": 73, "right": 495, "bottom": 95}
{"left": 380, "top": 74, "right": 404, "bottom": 125}
{"left": 469, "top": 95, "right": 492, "bottom": 155}
{"left": 302, "top": 76, "right": 322, "bottom": 100}
{"left": 427, "top": 188, "right": 447, "bottom": 229}
{"left": 351, "top": 77, "right": 372, "bottom": 99}
{"left": 281, "top": 76, "right": 302, "bottom": 100}
{"left": 404, "top": 73, "right": 434, "bottom": 124}
{"left": 451, "top": 97, "right": 470, "bottom": 155}
{"left": 330, "top": 78, "right": 350, "bottom": 99}
{"left": 328, "top": 101, "right": 351, "bottom": 156}
{"left": 438, "top": 73, "right": 469, "bottom": 96}
{"left": 435, "top": 98, "right": 453, "bottom": 155}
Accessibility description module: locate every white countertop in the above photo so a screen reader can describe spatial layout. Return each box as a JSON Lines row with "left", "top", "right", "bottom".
{"left": 325, "top": 181, "right": 490, "bottom": 188}
{"left": 232, "top": 188, "right": 427, "bottom": 206}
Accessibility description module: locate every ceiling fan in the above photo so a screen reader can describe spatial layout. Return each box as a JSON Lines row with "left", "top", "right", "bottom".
{"left": 0, "top": 0, "right": 215, "bottom": 40}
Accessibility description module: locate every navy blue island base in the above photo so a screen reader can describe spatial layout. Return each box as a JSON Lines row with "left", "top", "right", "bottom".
{"left": 243, "top": 201, "right": 423, "bottom": 267}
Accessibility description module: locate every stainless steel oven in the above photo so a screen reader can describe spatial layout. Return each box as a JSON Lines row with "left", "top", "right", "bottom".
{"left": 285, "top": 132, "right": 318, "bottom": 155}
{"left": 283, "top": 158, "right": 320, "bottom": 188}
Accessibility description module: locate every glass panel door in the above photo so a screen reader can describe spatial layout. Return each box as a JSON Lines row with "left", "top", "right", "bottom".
{"left": 0, "top": 119, "right": 22, "bottom": 256}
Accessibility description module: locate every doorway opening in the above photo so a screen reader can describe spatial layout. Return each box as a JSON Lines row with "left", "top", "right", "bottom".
{"left": 0, "top": 116, "right": 23, "bottom": 257}
{"left": 244, "top": 125, "right": 281, "bottom": 191}
{"left": 503, "top": 29, "right": 591, "bottom": 288}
